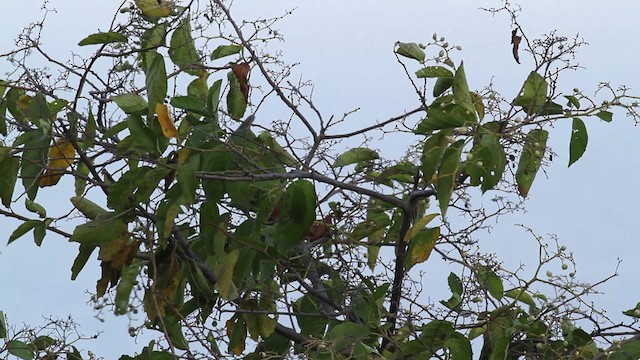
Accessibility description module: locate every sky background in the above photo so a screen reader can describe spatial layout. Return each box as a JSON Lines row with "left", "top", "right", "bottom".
{"left": 1, "top": 1, "right": 640, "bottom": 358}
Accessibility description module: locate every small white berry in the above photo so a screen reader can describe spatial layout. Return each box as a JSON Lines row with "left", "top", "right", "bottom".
{"left": 440, "top": 37, "right": 445, "bottom": 42}
{"left": 466, "top": 153, "right": 474, "bottom": 160}
{"left": 439, "top": 50, "right": 445, "bottom": 57}
{"left": 476, "top": 160, "right": 483, "bottom": 167}
{"left": 562, "top": 263, "right": 568, "bottom": 270}
{"left": 534, "top": 150, "right": 541, "bottom": 156}
{"left": 546, "top": 271, "right": 553, "bottom": 277}
{"left": 443, "top": 42, "right": 449, "bottom": 48}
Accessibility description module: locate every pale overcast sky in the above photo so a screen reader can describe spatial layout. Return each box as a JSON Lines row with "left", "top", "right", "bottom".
{"left": 1, "top": 1, "right": 640, "bottom": 358}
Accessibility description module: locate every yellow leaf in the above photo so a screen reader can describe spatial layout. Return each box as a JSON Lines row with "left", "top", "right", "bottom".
{"left": 40, "top": 139, "right": 76, "bottom": 187}
{"left": 403, "top": 213, "right": 439, "bottom": 242}
{"left": 226, "top": 318, "right": 247, "bottom": 355}
{"left": 155, "top": 103, "right": 179, "bottom": 138}
{"left": 406, "top": 227, "right": 440, "bottom": 270}
{"left": 134, "top": 0, "right": 172, "bottom": 18}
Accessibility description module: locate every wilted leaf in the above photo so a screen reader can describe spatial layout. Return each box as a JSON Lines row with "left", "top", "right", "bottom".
{"left": 39, "top": 139, "right": 76, "bottom": 187}
{"left": 78, "top": 32, "right": 128, "bottom": 46}
{"left": 568, "top": 118, "right": 588, "bottom": 167}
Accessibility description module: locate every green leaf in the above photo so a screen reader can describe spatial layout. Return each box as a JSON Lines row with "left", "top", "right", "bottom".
{"left": 70, "top": 216, "right": 127, "bottom": 247}
{"left": 420, "top": 131, "right": 449, "bottom": 182}
{"left": 275, "top": 180, "right": 316, "bottom": 254}
{"left": 127, "top": 114, "right": 158, "bottom": 154}
{"left": 257, "top": 131, "right": 298, "bottom": 167}
{"left": 515, "top": 129, "right": 548, "bottom": 197}
{"left": 404, "top": 213, "right": 439, "bottom": 242}
{"left": 609, "top": 339, "right": 640, "bottom": 360}
{"left": 207, "top": 79, "right": 222, "bottom": 116}
{"left": 78, "top": 31, "right": 127, "bottom": 46}
{"left": 0, "top": 311, "right": 6, "bottom": 338}
{"left": 211, "top": 44, "right": 243, "bottom": 60}
{"left": 405, "top": 227, "right": 440, "bottom": 270}
{"left": 169, "top": 16, "right": 202, "bottom": 76}
{"left": 563, "top": 95, "right": 580, "bottom": 109}
{"left": 226, "top": 71, "right": 247, "bottom": 120}
{"left": 465, "top": 122, "right": 507, "bottom": 192}
{"left": 71, "top": 244, "right": 96, "bottom": 280}
{"left": 141, "top": 23, "right": 168, "bottom": 66}
{"left": 33, "top": 219, "right": 48, "bottom": 246}
{"left": 504, "top": 288, "right": 536, "bottom": 308}
{"left": 25, "top": 198, "right": 46, "bottom": 218}
{"left": 170, "top": 95, "right": 207, "bottom": 115}
{"left": 416, "top": 66, "right": 453, "bottom": 78}
{"left": 596, "top": 110, "right": 613, "bottom": 122}
{"left": 328, "top": 322, "right": 371, "bottom": 351}
{"left": 448, "top": 272, "right": 463, "bottom": 296}
{"left": 568, "top": 118, "right": 588, "bottom": 167}
{"left": 32, "top": 335, "right": 56, "bottom": 350}
{"left": 478, "top": 266, "right": 503, "bottom": 300}
{"left": 7, "top": 340, "right": 34, "bottom": 360}
{"left": 513, "top": 71, "right": 549, "bottom": 115}
{"left": 217, "top": 249, "right": 239, "bottom": 300}
{"left": 0, "top": 156, "right": 19, "bottom": 207}
{"left": 7, "top": 220, "right": 39, "bottom": 244}
{"left": 334, "top": 147, "right": 379, "bottom": 167}
{"left": 21, "top": 130, "right": 51, "bottom": 200}
{"left": 112, "top": 93, "right": 148, "bottom": 114}
{"left": 296, "top": 295, "right": 327, "bottom": 337}
{"left": 115, "top": 261, "right": 142, "bottom": 315}
{"left": 145, "top": 52, "right": 168, "bottom": 112}
{"left": 445, "top": 332, "right": 472, "bottom": 360}
{"left": 177, "top": 160, "right": 197, "bottom": 204}
{"left": 436, "top": 140, "right": 463, "bottom": 216}
{"left": 433, "top": 77, "right": 454, "bottom": 97}
{"left": 416, "top": 95, "right": 476, "bottom": 132}
{"left": 396, "top": 42, "right": 425, "bottom": 62}
{"left": 453, "top": 62, "right": 476, "bottom": 119}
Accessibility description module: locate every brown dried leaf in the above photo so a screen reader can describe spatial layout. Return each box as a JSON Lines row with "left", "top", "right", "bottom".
{"left": 231, "top": 62, "right": 250, "bottom": 101}
{"left": 511, "top": 29, "right": 522, "bottom": 64}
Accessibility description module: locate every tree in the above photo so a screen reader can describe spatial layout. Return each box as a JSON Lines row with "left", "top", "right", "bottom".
{"left": 1, "top": 1, "right": 640, "bottom": 359}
